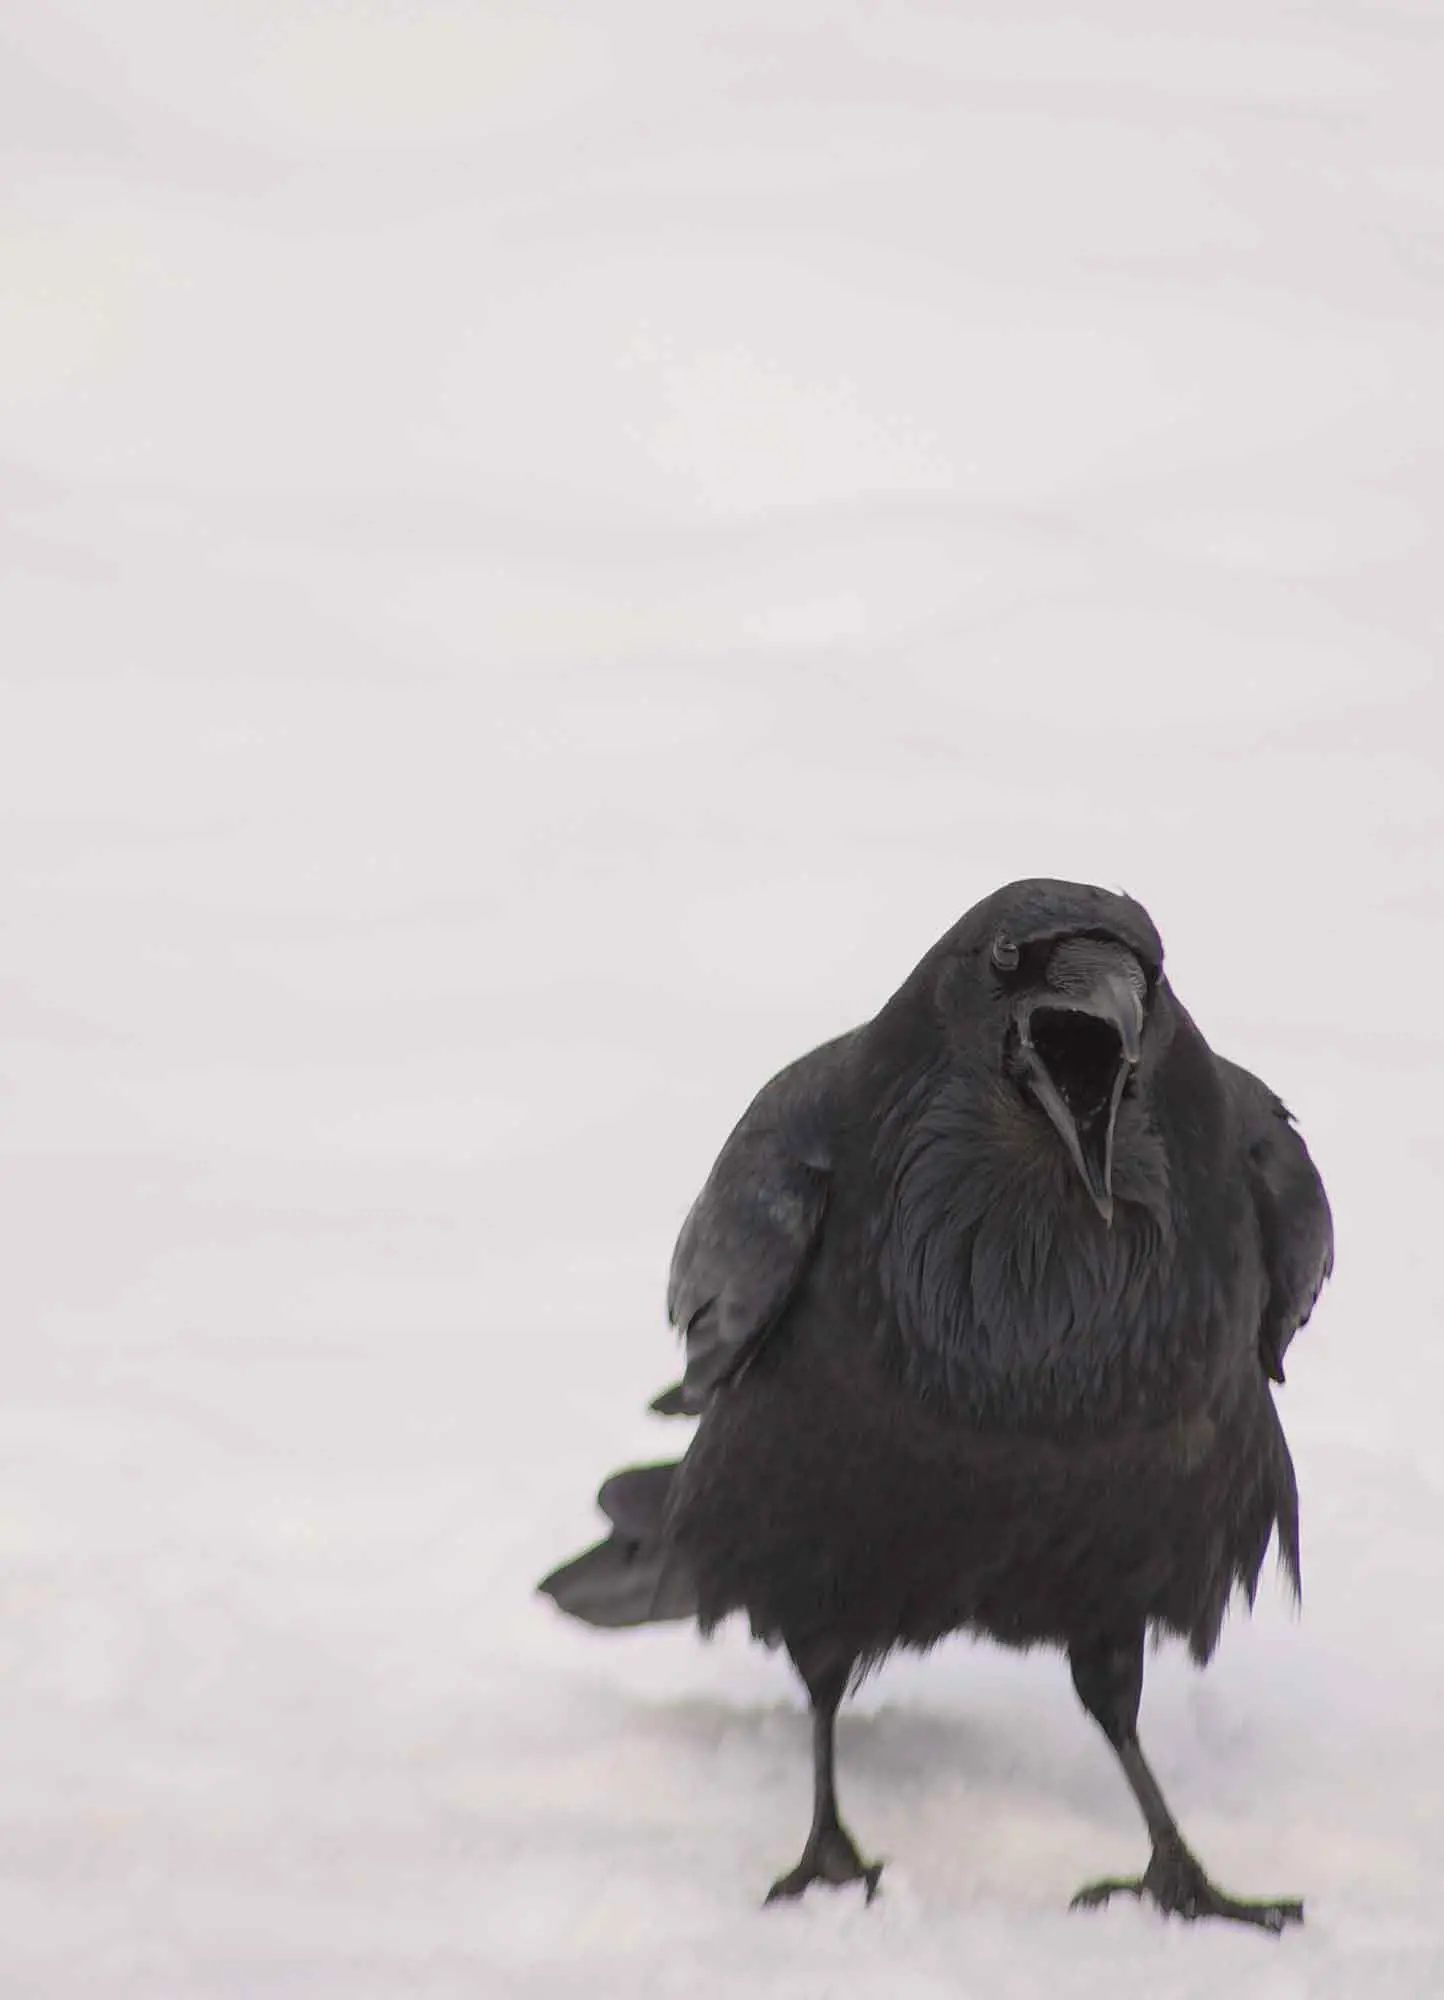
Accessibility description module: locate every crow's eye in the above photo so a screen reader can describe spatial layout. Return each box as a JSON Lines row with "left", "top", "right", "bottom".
{"left": 991, "top": 933, "right": 1020, "bottom": 973}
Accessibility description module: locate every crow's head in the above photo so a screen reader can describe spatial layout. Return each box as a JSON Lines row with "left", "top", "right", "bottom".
{"left": 927, "top": 880, "right": 1165, "bottom": 1226}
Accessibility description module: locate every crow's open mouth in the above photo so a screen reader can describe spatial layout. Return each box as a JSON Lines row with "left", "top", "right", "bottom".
{"left": 1012, "top": 949, "right": 1143, "bottom": 1225}
{"left": 1028, "top": 1007, "right": 1123, "bottom": 1133}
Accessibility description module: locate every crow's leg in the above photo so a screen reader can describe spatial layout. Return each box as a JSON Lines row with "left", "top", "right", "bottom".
{"left": 765, "top": 1652, "right": 882, "bottom": 1905}
{"left": 1067, "top": 1632, "right": 1302, "bottom": 1934}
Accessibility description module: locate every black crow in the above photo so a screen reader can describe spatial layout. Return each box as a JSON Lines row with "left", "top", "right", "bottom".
{"left": 540, "top": 879, "right": 1332, "bottom": 1931}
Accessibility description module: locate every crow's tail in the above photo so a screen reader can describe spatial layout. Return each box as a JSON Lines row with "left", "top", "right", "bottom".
{"left": 537, "top": 1461, "right": 698, "bottom": 1629}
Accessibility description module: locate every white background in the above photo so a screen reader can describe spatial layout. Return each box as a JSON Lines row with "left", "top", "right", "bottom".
{"left": 3, "top": 3, "right": 1442, "bottom": 1994}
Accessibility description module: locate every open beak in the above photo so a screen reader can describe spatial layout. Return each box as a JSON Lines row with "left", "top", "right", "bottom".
{"left": 1015, "top": 960, "right": 1143, "bottom": 1226}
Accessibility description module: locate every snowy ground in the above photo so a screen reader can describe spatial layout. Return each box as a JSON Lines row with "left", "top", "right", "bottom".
{"left": 4, "top": 3, "right": 1444, "bottom": 1994}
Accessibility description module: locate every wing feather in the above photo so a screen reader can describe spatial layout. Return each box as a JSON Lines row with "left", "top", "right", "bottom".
{"left": 1220, "top": 1057, "right": 1334, "bottom": 1384}
{"left": 653, "top": 1031, "right": 855, "bottom": 1415}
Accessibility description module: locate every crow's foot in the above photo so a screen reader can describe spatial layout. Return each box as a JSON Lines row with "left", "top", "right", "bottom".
{"left": 765, "top": 1820, "right": 882, "bottom": 1905}
{"left": 1071, "top": 1836, "right": 1302, "bottom": 1933}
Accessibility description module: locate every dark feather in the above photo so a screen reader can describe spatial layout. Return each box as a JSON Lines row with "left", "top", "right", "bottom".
{"left": 658, "top": 1032, "right": 852, "bottom": 1413}
{"left": 1217, "top": 1058, "right": 1334, "bottom": 1383}
{"left": 538, "top": 1461, "right": 696, "bottom": 1628}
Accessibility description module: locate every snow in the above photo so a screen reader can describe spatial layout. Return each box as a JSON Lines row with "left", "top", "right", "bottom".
{"left": 3, "top": 2, "right": 1443, "bottom": 1992}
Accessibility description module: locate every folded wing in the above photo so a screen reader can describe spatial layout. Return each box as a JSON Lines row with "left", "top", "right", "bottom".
{"left": 1219, "top": 1057, "right": 1334, "bottom": 1384}
{"left": 653, "top": 1031, "right": 856, "bottom": 1416}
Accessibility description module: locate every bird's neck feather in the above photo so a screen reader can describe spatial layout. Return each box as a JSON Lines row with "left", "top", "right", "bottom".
{"left": 869, "top": 1062, "right": 1180, "bottom": 1425}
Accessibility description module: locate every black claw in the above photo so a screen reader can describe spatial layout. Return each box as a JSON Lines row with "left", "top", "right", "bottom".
{"left": 765, "top": 1823, "right": 883, "bottom": 1905}
{"left": 1071, "top": 1840, "right": 1303, "bottom": 1933}
{"left": 1070, "top": 1876, "right": 1143, "bottom": 1911}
